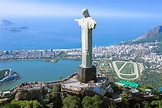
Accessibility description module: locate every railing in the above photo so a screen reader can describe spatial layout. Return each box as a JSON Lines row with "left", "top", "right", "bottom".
{"left": 61, "top": 87, "right": 81, "bottom": 94}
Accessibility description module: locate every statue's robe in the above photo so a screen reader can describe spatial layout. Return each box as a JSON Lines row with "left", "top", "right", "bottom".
{"left": 77, "top": 17, "right": 96, "bottom": 68}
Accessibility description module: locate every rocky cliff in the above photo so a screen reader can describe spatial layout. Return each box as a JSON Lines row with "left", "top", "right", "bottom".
{"left": 14, "top": 89, "right": 43, "bottom": 103}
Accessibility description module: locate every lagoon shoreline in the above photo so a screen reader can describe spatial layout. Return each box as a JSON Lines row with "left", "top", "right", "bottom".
{"left": 0, "top": 69, "right": 21, "bottom": 86}
{"left": 0, "top": 60, "right": 81, "bottom": 91}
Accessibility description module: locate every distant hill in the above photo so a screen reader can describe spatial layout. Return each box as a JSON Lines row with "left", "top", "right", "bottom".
{"left": 124, "top": 25, "right": 162, "bottom": 44}
{"left": 135, "top": 25, "right": 162, "bottom": 42}
{"left": 0, "top": 20, "right": 13, "bottom": 25}
{"left": 123, "top": 25, "right": 162, "bottom": 54}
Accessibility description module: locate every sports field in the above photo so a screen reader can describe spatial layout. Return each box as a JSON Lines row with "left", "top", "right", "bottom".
{"left": 112, "top": 61, "right": 139, "bottom": 80}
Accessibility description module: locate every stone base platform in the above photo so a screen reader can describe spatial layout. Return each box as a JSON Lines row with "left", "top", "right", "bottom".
{"left": 77, "top": 65, "right": 96, "bottom": 83}
{"left": 61, "top": 74, "right": 108, "bottom": 95}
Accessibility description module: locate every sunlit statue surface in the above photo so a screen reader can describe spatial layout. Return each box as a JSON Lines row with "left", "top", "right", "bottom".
{"left": 75, "top": 9, "right": 97, "bottom": 83}
{"left": 75, "top": 8, "right": 97, "bottom": 68}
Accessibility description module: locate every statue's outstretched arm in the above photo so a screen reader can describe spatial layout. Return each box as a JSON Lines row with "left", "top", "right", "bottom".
{"left": 75, "top": 19, "right": 79, "bottom": 22}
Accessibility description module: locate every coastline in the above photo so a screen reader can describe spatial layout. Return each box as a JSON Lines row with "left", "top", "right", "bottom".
{"left": 0, "top": 58, "right": 59, "bottom": 63}
{"left": 0, "top": 69, "right": 21, "bottom": 86}
{"left": 0, "top": 49, "right": 65, "bottom": 63}
{"left": 0, "top": 60, "right": 81, "bottom": 91}
{"left": 0, "top": 76, "right": 21, "bottom": 86}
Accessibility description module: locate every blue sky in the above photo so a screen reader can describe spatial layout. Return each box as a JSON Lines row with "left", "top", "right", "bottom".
{"left": 0, "top": 0, "right": 162, "bottom": 19}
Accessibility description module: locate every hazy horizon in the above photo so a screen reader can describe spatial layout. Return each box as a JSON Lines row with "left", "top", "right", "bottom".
{"left": 0, "top": 0, "right": 161, "bottom": 19}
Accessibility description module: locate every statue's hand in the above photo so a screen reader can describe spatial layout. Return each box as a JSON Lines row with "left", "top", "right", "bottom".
{"left": 75, "top": 19, "right": 79, "bottom": 22}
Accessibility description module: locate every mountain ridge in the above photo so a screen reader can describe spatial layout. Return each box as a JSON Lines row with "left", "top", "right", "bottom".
{"left": 135, "top": 25, "right": 162, "bottom": 41}
{"left": 123, "top": 25, "right": 162, "bottom": 45}
{"left": 123, "top": 25, "right": 162, "bottom": 54}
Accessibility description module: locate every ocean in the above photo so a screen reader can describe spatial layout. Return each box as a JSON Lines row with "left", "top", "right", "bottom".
{"left": 0, "top": 17, "right": 161, "bottom": 50}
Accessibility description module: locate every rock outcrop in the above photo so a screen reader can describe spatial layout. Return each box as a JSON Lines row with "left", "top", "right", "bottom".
{"left": 14, "top": 89, "right": 43, "bottom": 103}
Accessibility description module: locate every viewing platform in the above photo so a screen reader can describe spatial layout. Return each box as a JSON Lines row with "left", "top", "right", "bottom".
{"left": 61, "top": 73, "right": 109, "bottom": 95}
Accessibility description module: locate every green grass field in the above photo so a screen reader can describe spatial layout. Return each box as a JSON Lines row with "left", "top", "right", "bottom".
{"left": 112, "top": 61, "right": 140, "bottom": 80}
{"left": 116, "top": 62, "right": 125, "bottom": 69}
{"left": 120, "top": 74, "right": 137, "bottom": 79}
{"left": 120, "top": 63, "right": 134, "bottom": 74}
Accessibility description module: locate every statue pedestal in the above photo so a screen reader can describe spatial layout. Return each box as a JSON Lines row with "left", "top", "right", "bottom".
{"left": 77, "top": 65, "right": 96, "bottom": 83}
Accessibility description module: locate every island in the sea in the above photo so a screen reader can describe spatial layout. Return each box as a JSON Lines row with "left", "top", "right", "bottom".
{"left": 0, "top": 20, "right": 13, "bottom": 25}
{"left": 0, "top": 20, "right": 29, "bottom": 32}
{"left": 0, "top": 69, "right": 21, "bottom": 85}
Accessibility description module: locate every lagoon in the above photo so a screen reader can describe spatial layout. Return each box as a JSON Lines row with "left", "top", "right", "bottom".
{"left": 0, "top": 60, "right": 81, "bottom": 91}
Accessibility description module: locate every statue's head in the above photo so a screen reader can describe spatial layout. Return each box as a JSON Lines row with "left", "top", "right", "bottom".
{"left": 82, "top": 8, "right": 90, "bottom": 18}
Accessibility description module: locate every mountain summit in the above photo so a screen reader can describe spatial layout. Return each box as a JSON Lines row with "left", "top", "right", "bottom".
{"left": 136, "top": 25, "right": 162, "bottom": 41}
{"left": 130, "top": 25, "right": 162, "bottom": 44}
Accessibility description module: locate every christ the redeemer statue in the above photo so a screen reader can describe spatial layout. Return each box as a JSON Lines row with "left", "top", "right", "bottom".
{"left": 75, "top": 9, "right": 97, "bottom": 68}
{"left": 75, "top": 9, "right": 97, "bottom": 83}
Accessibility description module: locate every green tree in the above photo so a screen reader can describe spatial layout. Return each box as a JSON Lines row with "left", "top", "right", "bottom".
{"left": 1, "top": 100, "right": 42, "bottom": 108}
{"left": 60, "top": 76, "right": 63, "bottom": 81}
{"left": 92, "top": 95, "right": 103, "bottom": 108}
{"left": 144, "top": 85, "right": 153, "bottom": 89}
{"left": 0, "top": 103, "right": 20, "bottom": 108}
{"left": 142, "top": 101, "right": 151, "bottom": 108}
{"left": 120, "top": 93, "right": 129, "bottom": 108}
{"left": 32, "top": 100, "right": 43, "bottom": 108}
{"left": 151, "top": 100, "right": 162, "bottom": 108}
{"left": 82, "top": 95, "right": 103, "bottom": 108}
{"left": 52, "top": 85, "right": 60, "bottom": 93}
{"left": 138, "top": 86, "right": 145, "bottom": 92}
{"left": 82, "top": 96, "right": 93, "bottom": 108}
{"left": 62, "top": 95, "right": 80, "bottom": 108}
